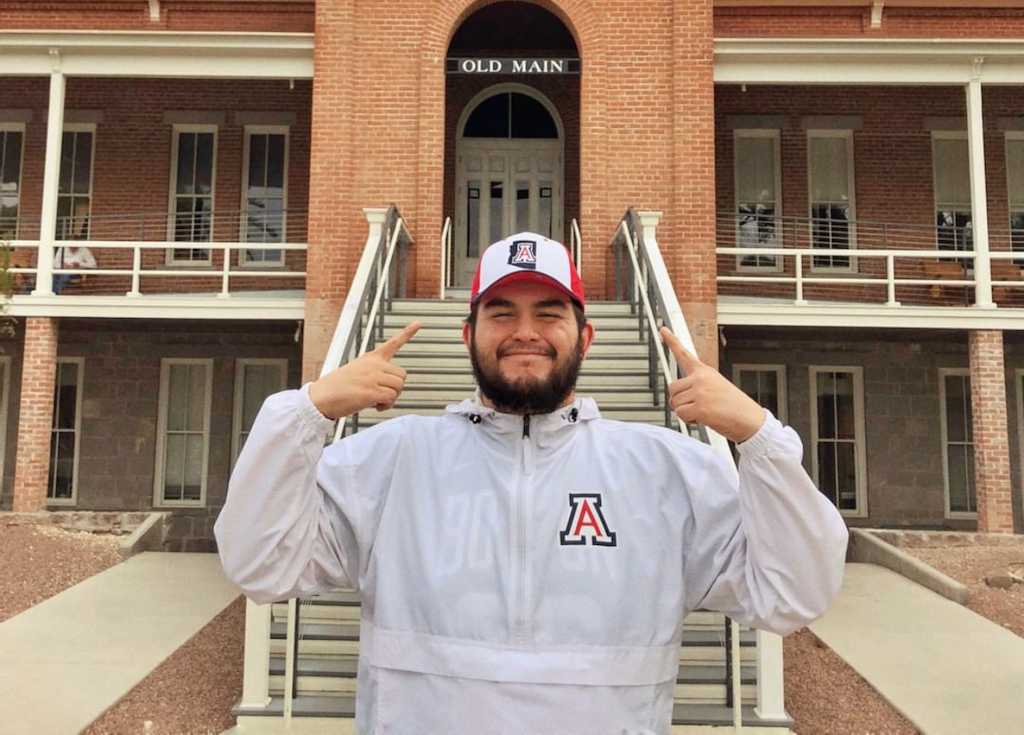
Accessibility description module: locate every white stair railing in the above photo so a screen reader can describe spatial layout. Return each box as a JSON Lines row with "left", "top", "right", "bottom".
{"left": 612, "top": 209, "right": 786, "bottom": 732}
{"left": 440, "top": 216, "right": 452, "bottom": 300}
{"left": 570, "top": 217, "right": 582, "bottom": 276}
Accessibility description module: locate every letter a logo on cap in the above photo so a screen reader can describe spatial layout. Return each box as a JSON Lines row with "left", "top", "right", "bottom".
{"left": 508, "top": 240, "right": 538, "bottom": 270}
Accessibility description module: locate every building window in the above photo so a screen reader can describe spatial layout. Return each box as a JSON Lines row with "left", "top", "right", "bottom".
{"left": 932, "top": 132, "right": 972, "bottom": 259}
{"left": 939, "top": 369, "right": 976, "bottom": 517}
{"left": 1006, "top": 134, "right": 1024, "bottom": 262}
{"left": 0, "top": 124, "right": 25, "bottom": 240}
{"left": 810, "top": 366, "right": 867, "bottom": 516}
{"left": 808, "top": 130, "right": 856, "bottom": 271}
{"left": 0, "top": 356, "right": 12, "bottom": 492}
{"left": 154, "top": 358, "right": 212, "bottom": 507}
{"left": 232, "top": 358, "right": 287, "bottom": 466}
{"left": 168, "top": 125, "right": 217, "bottom": 265}
{"left": 733, "top": 129, "right": 782, "bottom": 271}
{"left": 241, "top": 127, "right": 288, "bottom": 267}
{"left": 48, "top": 358, "right": 84, "bottom": 505}
{"left": 57, "top": 126, "right": 95, "bottom": 241}
{"left": 732, "top": 364, "right": 788, "bottom": 424}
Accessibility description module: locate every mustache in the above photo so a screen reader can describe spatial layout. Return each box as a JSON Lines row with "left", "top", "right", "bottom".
{"left": 497, "top": 343, "right": 557, "bottom": 358}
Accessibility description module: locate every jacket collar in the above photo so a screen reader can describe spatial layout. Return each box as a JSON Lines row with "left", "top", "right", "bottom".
{"left": 445, "top": 390, "right": 600, "bottom": 440}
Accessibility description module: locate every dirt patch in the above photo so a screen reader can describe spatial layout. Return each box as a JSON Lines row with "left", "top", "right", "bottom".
{"left": 84, "top": 595, "right": 245, "bottom": 735}
{"left": 0, "top": 522, "right": 122, "bottom": 623}
{"left": 909, "top": 545, "right": 1024, "bottom": 639}
{"left": 784, "top": 629, "right": 918, "bottom": 735}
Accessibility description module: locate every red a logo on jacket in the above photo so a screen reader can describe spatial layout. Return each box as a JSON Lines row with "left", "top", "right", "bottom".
{"left": 559, "top": 493, "right": 617, "bottom": 547}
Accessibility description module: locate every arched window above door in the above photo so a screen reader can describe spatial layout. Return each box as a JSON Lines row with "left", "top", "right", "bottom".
{"left": 463, "top": 92, "right": 558, "bottom": 140}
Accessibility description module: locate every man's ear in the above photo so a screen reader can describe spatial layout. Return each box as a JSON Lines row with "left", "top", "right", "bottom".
{"left": 462, "top": 321, "right": 471, "bottom": 349}
{"left": 580, "top": 322, "right": 595, "bottom": 357}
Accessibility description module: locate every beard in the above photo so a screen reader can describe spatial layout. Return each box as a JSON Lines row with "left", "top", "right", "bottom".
{"left": 469, "top": 330, "right": 585, "bottom": 415}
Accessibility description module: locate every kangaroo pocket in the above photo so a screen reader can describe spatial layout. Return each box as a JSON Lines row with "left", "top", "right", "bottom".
{"left": 365, "top": 621, "right": 679, "bottom": 735}
{"left": 374, "top": 665, "right": 672, "bottom": 735}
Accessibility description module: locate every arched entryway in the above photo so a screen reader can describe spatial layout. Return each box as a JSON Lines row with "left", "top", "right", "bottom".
{"left": 444, "top": 1, "right": 580, "bottom": 291}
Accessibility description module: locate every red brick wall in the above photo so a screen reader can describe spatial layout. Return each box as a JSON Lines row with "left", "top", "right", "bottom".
{"left": 714, "top": 6, "right": 1024, "bottom": 38}
{"left": 1, "top": 76, "right": 312, "bottom": 296}
{"left": 969, "top": 329, "right": 1015, "bottom": 534}
{"left": 0, "top": 1, "right": 313, "bottom": 33}
{"left": 12, "top": 317, "right": 58, "bottom": 512}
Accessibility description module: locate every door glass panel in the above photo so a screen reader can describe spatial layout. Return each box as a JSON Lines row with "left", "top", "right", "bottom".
{"left": 467, "top": 182, "right": 480, "bottom": 257}
{"left": 515, "top": 181, "right": 530, "bottom": 232}
{"left": 539, "top": 182, "right": 553, "bottom": 239}
{"left": 489, "top": 181, "right": 504, "bottom": 244}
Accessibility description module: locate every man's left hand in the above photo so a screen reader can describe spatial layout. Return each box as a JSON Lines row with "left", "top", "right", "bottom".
{"left": 659, "top": 326, "right": 766, "bottom": 444}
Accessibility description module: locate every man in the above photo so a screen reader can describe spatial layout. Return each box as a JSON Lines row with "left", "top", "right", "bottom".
{"left": 214, "top": 232, "right": 849, "bottom": 735}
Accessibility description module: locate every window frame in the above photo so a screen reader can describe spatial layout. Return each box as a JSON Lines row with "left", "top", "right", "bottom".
{"left": 239, "top": 125, "right": 289, "bottom": 268}
{"left": 56, "top": 122, "right": 97, "bottom": 242}
{"left": 939, "top": 367, "right": 977, "bottom": 520}
{"left": 47, "top": 356, "right": 85, "bottom": 507}
{"left": 733, "top": 128, "right": 784, "bottom": 274}
{"left": 153, "top": 357, "right": 213, "bottom": 508}
{"left": 806, "top": 128, "right": 858, "bottom": 274}
{"left": 731, "top": 363, "right": 788, "bottom": 425}
{"left": 809, "top": 365, "right": 868, "bottom": 518}
{"left": 166, "top": 123, "right": 218, "bottom": 267}
{"left": 1005, "top": 131, "right": 1024, "bottom": 259}
{"left": 0, "top": 121, "right": 27, "bottom": 240}
{"left": 931, "top": 130, "right": 973, "bottom": 257}
{"left": 231, "top": 357, "right": 288, "bottom": 468}
{"left": 0, "top": 355, "right": 12, "bottom": 493}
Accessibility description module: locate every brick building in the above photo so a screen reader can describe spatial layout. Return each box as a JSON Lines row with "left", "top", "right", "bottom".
{"left": 2, "top": 0, "right": 1023, "bottom": 729}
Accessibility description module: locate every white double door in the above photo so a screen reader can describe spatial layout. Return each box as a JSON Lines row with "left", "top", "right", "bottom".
{"left": 453, "top": 139, "right": 563, "bottom": 288}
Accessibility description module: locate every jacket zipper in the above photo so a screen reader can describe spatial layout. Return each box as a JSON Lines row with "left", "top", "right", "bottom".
{"left": 513, "top": 414, "right": 533, "bottom": 643}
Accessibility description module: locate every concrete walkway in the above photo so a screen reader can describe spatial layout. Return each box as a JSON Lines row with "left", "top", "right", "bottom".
{"left": 0, "top": 552, "right": 240, "bottom": 735}
{"left": 810, "top": 563, "right": 1024, "bottom": 735}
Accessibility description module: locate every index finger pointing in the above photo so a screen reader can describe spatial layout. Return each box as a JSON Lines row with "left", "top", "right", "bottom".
{"left": 659, "top": 326, "right": 701, "bottom": 372}
{"left": 376, "top": 321, "right": 422, "bottom": 360}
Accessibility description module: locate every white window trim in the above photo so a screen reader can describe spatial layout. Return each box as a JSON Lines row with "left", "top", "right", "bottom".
{"left": 239, "top": 125, "right": 289, "bottom": 268}
{"left": 733, "top": 128, "right": 783, "bottom": 274}
{"left": 931, "top": 130, "right": 972, "bottom": 255}
{"left": 731, "top": 363, "right": 788, "bottom": 424}
{"left": 57, "top": 123, "right": 97, "bottom": 243}
{"left": 231, "top": 357, "right": 288, "bottom": 468}
{"left": 48, "top": 357, "right": 85, "bottom": 507}
{"left": 166, "top": 124, "right": 218, "bottom": 267}
{"left": 153, "top": 357, "right": 213, "bottom": 508}
{"left": 1006, "top": 132, "right": 1024, "bottom": 242}
{"left": 0, "top": 122, "right": 27, "bottom": 240}
{"left": 809, "top": 365, "right": 868, "bottom": 518}
{"left": 0, "top": 355, "right": 12, "bottom": 493}
{"left": 807, "top": 128, "right": 858, "bottom": 274}
{"left": 940, "top": 367, "right": 977, "bottom": 520}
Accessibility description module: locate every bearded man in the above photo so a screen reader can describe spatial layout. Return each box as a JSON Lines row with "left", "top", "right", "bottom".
{"left": 214, "top": 232, "right": 849, "bottom": 735}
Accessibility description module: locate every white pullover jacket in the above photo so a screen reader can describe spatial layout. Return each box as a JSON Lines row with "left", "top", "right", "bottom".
{"left": 214, "top": 383, "right": 849, "bottom": 735}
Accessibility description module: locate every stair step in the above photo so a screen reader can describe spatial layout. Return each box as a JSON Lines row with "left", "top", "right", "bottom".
{"left": 404, "top": 370, "right": 662, "bottom": 389}
{"left": 388, "top": 299, "right": 635, "bottom": 316}
{"left": 382, "top": 313, "right": 644, "bottom": 329}
{"left": 393, "top": 354, "right": 652, "bottom": 371}
{"left": 353, "top": 405, "right": 677, "bottom": 425}
{"left": 380, "top": 325, "right": 645, "bottom": 344}
{"left": 397, "top": 340, "right": 651, "bottom": 357}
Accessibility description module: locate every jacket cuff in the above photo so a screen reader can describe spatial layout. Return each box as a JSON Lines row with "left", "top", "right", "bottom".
{"left": 297, "top": 382, "right": 337, "bottom": 437}
{"left": 736, "top": 408, "right": 783, "bottom": 459}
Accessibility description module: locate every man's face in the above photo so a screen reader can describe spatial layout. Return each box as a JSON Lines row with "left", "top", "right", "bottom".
{"left": 463, "top": 280, "right": 595, "bottom": 415}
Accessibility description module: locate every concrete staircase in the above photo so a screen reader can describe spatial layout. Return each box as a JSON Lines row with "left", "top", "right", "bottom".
{"left": 236, "top": 298, "right": 791, "bottom": 731}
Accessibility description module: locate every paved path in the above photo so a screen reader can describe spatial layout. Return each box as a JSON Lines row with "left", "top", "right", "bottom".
{"left": 811, "top": 563, "right": 1024, "bottom": 735}
{"left": 0, "top": 552, "right": 239, "bottom": 735}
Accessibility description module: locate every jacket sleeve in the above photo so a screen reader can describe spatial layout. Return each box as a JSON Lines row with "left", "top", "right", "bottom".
{"left": 213, "top": 382, "right": 402, "bottom": 604}
{"left": 680, "top": 409, "right": 850, "bottom": 636}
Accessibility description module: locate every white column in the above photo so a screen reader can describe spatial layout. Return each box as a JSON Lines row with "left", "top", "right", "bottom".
{"left": 238, "top": 598, "right": 272, "bottom": 711}
{"left": 33, "top": 54, "right": 65, "bottom": 297}
{"left": 966, "top": 64, "right": 994, "bottom": 308}
{"left": 754, "top": 630, "right": 788, "bottom": 722}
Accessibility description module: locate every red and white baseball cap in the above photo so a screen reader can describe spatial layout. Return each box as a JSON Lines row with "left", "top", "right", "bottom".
{"left": 470, "top": 232, "right": 585, "bottom": 309}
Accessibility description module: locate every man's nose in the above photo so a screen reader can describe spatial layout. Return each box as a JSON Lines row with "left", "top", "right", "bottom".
{"left": 509, "top": 316, "right": 543, "bottom": 342}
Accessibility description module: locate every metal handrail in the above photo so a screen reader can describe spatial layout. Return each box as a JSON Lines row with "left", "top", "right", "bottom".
{"left": 612, "top": 209, "right": 744, "bottom": 732}
{"left": 440, "top": 216, "right": 452, "bottom": 300}
{"left": 570, "top": 218, "right": 582, "bottom": 275}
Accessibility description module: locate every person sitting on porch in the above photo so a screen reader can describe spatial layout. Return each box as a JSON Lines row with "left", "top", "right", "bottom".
{"left": 52, "top": 244, "right": 96, "bottom": 294}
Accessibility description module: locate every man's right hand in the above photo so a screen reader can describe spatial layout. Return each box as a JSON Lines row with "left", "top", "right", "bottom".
{"left": 309, "top": 321, "right": 422, "bottom": 420}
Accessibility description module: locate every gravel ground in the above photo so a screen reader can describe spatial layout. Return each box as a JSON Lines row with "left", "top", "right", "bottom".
{"left": 84, "top": 595, "right": 245, "bottom": 735}
{"left": 784, "top": 628, "right": 918, "bottom": 735}
{"left": 908, "top": 544, "right": 1024, "bottom": 639}
{"left": 0, "top": 522, "right": 123, "bottom": 623}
